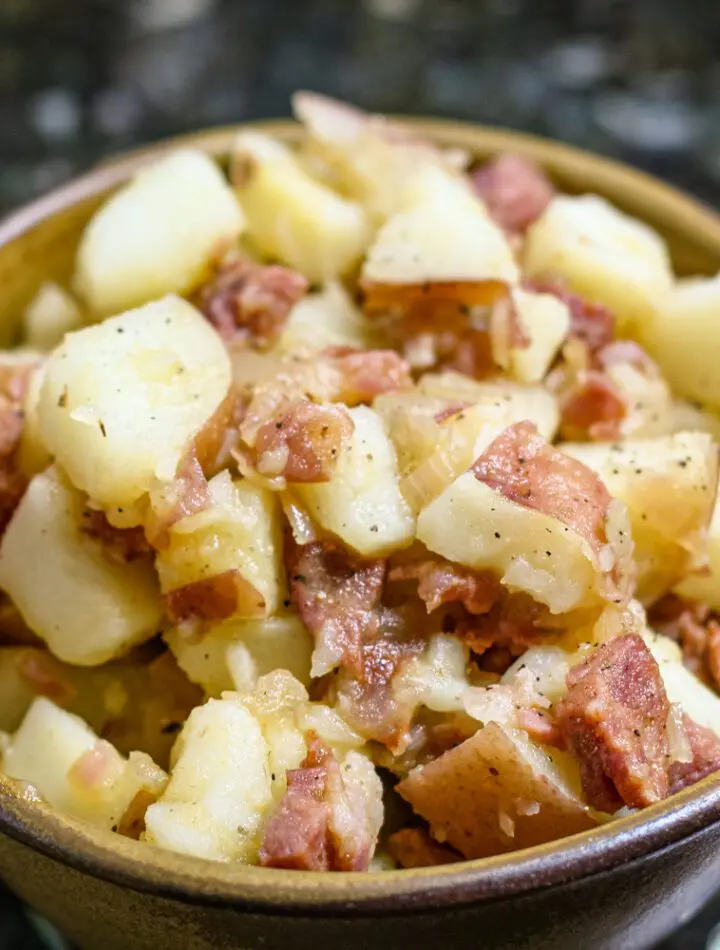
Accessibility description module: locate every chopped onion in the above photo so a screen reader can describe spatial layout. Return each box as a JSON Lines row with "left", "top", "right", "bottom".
{"left": 666, "top": 703, "right": 693, "bottom": 764}
{"left": 281, "top": 493, "right": 318, "bottom": 545}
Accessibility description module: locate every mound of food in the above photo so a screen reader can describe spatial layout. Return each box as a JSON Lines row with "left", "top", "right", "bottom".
{"left": 2, "top": 93, "right": 720, "bottom": 872}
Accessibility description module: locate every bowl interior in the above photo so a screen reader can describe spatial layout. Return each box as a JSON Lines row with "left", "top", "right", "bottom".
{"left": 2, "top": 116, "right": 720, "bottom": 911}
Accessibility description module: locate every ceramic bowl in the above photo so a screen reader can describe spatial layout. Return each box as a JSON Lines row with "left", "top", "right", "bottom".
{"left": 2, "top": 119, "right": 720, "bottom": 950}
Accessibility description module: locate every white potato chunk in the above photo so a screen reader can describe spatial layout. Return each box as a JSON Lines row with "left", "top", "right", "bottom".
{"left": 23, "top": 282, "right": 83, "bottom": 351}
{"left": 524, "top": 194, "right": 672, "bottom": 334}
{"left": 417, "top": 472, "right": 618, "bottom": 614}
{"left": 144, "top": 697, "right": 272, "bottom": 861}
{"left": 362, "top": 163, "right": 518, "bottom": 286}
{"left": 395, "top": 635, "right": 471, "bottom": 714}
{"left": 296, "top": 405, "right": 415, "bottom": 556}
{"left": 643, "top": 630, "right": 720, "bottom": 738}
{"left": 17, "top": 362, "right": 52, "bottom": 477}
{"left": 563, "top": 434, "right": 717, "bottom": 560}
{"left": 668, "top": 400, "right": 720, "bottom": 441}
{"left": 38, "top": 296, "right": 231, "bottom": 508}
{"left": 231, "top": 132, "right": 370, "bottom": 284}
{"left": 165, "top": 615, "right": 313, "bottom": 697}
{"left": 0, "top": 468, "right": 162, "bottom": 665}
{"left": 676, "top": 489, "right": 720, "bottom": 609}
{"left": 276, "top": 282, "right": 379, "bottom": 355}
{"left": 157, "top": 471, "right": 285, "bottom": 620}
{"left": 642, "top": 275, "right": 720, "bottom": 410}
{"left": 500, "top": 289, "right": 570, "bottom": 384}
{"left": 2, "top": 698, "right": 166, "bottom": 829}
{"left": 75, "top": 149, "right": 244, "bottom": 315}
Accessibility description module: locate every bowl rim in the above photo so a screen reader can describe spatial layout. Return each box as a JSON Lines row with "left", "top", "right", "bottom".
{"left": 2, "top": 114, "right": 720, "bottom": 914}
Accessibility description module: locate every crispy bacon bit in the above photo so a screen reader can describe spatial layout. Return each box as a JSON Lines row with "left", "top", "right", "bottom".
{"left": 193, "top": 257, "right": 308, "bottom": 347}
{"left": 332, "top": 349, "right": 412, "bottom": 403}
{"left": 165, "top": 570, "right": 265, "bottom": 624}
{"left": 259, "top": 733, "right": 375, "bottom": 871}
{"left": 443, "top": 329, "right": 497, "bottom": 380}
{"left": 649, "top": 594, "right": 720, "bottom": 691}
{"left": 387, "top": 827, "right": 461, "bottom": 868}
{"left": 146, "top": 453, "right": 211, "bottom": 549}
{"left": 471, "top": 420, "right": 612, "bottom": 554}
{"left": 14, "top": 649, "right": 76, "bottom": 706}
{"left": 517, "top": 707, "right": 564, "bottom": 747}
{"left": 525, "top": 280, "right": 615, "bottom": 356}
{"left": 457, "top": 591, "right": 549, "bottom": 658}
{"left": 362, "top": 279, "right": 507, "bottom": 317}
{"left": 82, "top": 509, "right": 151, "bottom": 563}
{"left": 287, "top": 540, "right": 386, "bottom": 674}
{"left": 336, "top": 628, "right": 425, "bottom": 753}
{"left": 471, "top": 154, "right": 554, "bottom": 233}
{"left": 556, "top": 635, "right": 670, "bottom": 812}
{"left": 559, "top": 372, "right": 627, "bottom": 442}
{"left": 254, "top": 401, "right": 353, "bottom": 483}
{"left": 668, "top": 715, "right": 720, "bottom": 794}
{"left": 389, "top": 558, "right": 499, "bottom": 615}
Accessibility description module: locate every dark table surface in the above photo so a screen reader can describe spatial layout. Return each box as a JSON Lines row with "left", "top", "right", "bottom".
{"left": 2, "top": 0, "right": 720, "bottom": 946}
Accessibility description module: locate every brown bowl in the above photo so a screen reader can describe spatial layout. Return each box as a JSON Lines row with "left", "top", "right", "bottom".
{"left": 2, "top": 119, "right": 720, "bottom": 950}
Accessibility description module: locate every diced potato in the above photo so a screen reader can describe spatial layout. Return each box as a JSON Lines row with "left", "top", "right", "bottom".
{"left": 293, "top": 91, "right": 462, "bottom": 223}
{"left": 157, "top": 471, "right": 285, "bottom": 620}
{"left": 676, "top": 488, "right": 720, "bottom": 609}
{"left": 231, "top": 132, "right": 370, "bottom": 284}
{"left": 16, "top": 362, "right": 52, "bottom": 477}
{"left": 643, "top": 630, "right": 720, "bottom": 738}
{"left": 38, "top": 296, "right": 231, "bottom": 508}
{"left": 502, "top": 289, "right": 570, "bottom": 384}
{"left": 165, "top": 614, "right": 313, "bottom": 697}
{"left": 276, "top": 282, "right": 378, "bottom": 355}
{"left": 668, "top": 400, "right": 720, "bottom": 441}
{"left": 23, "top": 282, "right": 83, "bottom": 351}
{"left": 75, "top": 150, "right": 245, "bottom": 315}
{"left": 144, "top": 697, "right": 272, "bottom": 861}
{"left": 524, "top": 194, "right": 673, "bottom": 335}
{"left": 642, "top": 275, "right": 720, "bottom": 411}
{"left": 562, "top": 434, "right": 717, "bottom": 560}
{"left": 395, "top": 635, "right": 471, "bottom": 714}
{"left": 362, "top": 163, "right": 518, "bottom": 286}
{"left": 2, "top": 697, "right": 166, "bottom": 829}
{"left": 397, "top": 722, "right": 598, "bottom": 859}
{"left": 296, "top": 405, "right": 415, "bottom": 556}
{"left": 417, "top": 472, "right": 609, "bottom": 614}
{"left": 0, "top": 468, "right": 163, "bottom": 665}
{"left": 604, "top": 360, "right": 674, "bottom": 440}
{"left": 502, "top": 645, "right": 575, "bottom": 706}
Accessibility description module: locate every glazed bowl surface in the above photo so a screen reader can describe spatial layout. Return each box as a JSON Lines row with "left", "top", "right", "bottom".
{"left": 2, "top": 118, "right": 720, "bottom": 950}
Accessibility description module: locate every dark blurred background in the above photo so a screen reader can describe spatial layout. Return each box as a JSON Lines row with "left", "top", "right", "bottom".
{"left": 2, "top": 0, "right": 720, "bottom": 946}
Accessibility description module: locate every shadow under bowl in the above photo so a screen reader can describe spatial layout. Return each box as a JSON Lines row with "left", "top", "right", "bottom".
{"left": 1, "top": 118, "right": 720, "bottom": 950}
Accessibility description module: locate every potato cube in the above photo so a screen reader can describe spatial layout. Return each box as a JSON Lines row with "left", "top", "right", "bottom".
{"left": 23, "top": 282, "right": 83, "bottom": 351}
{"left": 296, "top": 405, "right": 415, "bottom": 556}
{"left": 276, "top": 282, "right": 379, "bottom": 355}
{"left": 144, "top": 697, "right": 272, "bottom": 861}
{"left": 503, "top": 288, "right": 570, "bottom": 384}
{"left": 524, "top": 194, "right": 672, "bottom": 334}
{"left": 157, "top": 471, "right": 285, "bottom": 620}
{"left": 2, "top": 697, "right": 166, "bottom": 829}
{"left": 38, "top": 296, "right": 231, "bottom": 508}
{"left": 17, "top": 362, "right": 52, "bottom": 477}
{"left": 231, "top": 132, "right": 370, "bottom": 284}
{"left": 0, "top": 468, "right": 163, "bottom": 665}
{"left": 75, "top": 149, "right": 245, "bottom": 315}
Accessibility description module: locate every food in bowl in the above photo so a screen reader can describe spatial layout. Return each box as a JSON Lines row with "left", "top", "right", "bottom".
{"left": 1, "top": 93, "right": 720, "bottom": 873}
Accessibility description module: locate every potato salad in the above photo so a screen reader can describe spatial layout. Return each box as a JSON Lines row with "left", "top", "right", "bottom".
{"left": 2, "top": 93, "right": 720, "bottom": 872}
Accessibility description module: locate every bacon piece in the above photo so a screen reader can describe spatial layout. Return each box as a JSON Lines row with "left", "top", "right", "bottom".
{"left": 387, "top": 827, "right": 461, "bottom": 869}
{"left": 597, "top": 340, "right": 658, "bottom": 374}
{"left": 559, "top": 372, "right": 627, "bottom": 442}
{"left": 287, "top": 540, "right": 386, "bottom": 673}
{"left": 331, "top": 349, "right": 412, "bottom": 403}
{"left": 81, "top": 509, "right": 152, "bottom": 563}
{"left": 164, "top": 570, "right": 265, "bottom": 624}
{"left": 389, "top": 558, "right": 499, "bottom": 615}
{"left": 68, "top": 740, "right": 118, "bottom": 790}
{"left": 472, "top": 154, "right": 554, "bottom": 233}
{"left": 362, "top": 279, "right": 507, "bottom": 317}
{"left": 253, "top": 401, "right": 353, "bottom": 482}
{"left": 471, "top": 420, "right": 612, "bottom": 554}
{"left": 525, "top": 281, "right": 614, "bottom": 356}
{"left": 556, "top": 635, "right": 670, "bottom": 812}
{"left": 146, "top": 453, "right": 211, "bottom": 549}
{"left": 14, "top": 648, "right": 76, "bottom": 706}
{"left": 457, "top": 591, "right": 549, "bottom": 658}
{"left": 193, "top": 257, "right": 308, "bottom": 346}
{"left": 668, "top": 715, "right": 720, "bottom": 794}
{"left": 517, "top": 707, "right": 563, "bottom": 748}
{"left": 259, "top": 734, "right": 376, "bottom": 871}
{"left": 649, "top": 594, "right": 720, "bottom": 691}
